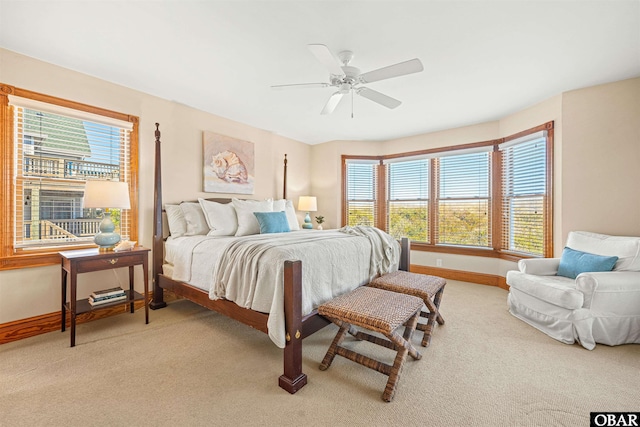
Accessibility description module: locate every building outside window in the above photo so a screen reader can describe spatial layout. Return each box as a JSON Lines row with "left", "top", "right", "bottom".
{"left": 17, "top": 109, "right": 126, "bottom": 248}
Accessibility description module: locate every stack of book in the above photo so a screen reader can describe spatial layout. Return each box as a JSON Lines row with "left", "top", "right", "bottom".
{"left": 88, "top": 287, "right": 127, "bottom": 306}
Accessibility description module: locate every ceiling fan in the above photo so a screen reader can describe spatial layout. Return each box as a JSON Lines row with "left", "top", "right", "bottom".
{"left": 272, "top": 44, "right": 424, "bottom": 115}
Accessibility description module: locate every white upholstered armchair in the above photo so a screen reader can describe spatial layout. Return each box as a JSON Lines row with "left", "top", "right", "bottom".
{"left": 506, "top": 231, "right": 640, "bottom": 350}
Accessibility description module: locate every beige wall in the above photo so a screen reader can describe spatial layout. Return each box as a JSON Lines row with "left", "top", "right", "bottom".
{"left": 0, "top": 49, "right": 310, "bottom": 324}
{"left": 561, "top": 77, "right": 640, "bottom": 240}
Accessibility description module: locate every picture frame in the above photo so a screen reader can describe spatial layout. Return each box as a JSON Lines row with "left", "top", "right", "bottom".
{"left": 202, "top": 131, "right": 255, "bottom": 194}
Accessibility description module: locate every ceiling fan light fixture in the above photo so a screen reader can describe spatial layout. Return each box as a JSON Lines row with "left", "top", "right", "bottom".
{"left": 337, "top": 50, "right": 354, "bottom": 65}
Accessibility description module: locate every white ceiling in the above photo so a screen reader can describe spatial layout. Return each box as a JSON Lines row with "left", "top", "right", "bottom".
{"left": 1, "top": 1, "right": 639, "bottom": 145}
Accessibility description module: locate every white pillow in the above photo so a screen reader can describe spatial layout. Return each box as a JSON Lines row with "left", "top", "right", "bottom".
{"left": 180, "top": 202, "right": 209, "bottom": 236}
{"left": 272, "top": 198, "right": 285, "bottom": 212}
{"left": 198, "top": 198, "right": 238, "bottom": 236}
{"left": 165, "top": 204, "right": 187, "bottom": 237}
{"left": 272, "top": 199, "right": 300, "bottom": 231}
{"left": 232, "top": 198, "right": 273, "bottom": 236}
{"left": 566, "top": 231, "right": 640, "bottom": 271}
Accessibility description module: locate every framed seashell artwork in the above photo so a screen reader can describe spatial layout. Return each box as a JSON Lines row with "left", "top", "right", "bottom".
{"left": 203, "top": 131, "right": 255, "bottom": 194}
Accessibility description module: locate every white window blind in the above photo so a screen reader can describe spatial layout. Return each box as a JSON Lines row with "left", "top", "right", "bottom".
{"left": 12, "top": 105, "right": 132, "bottom": 249}
{"left": 345, "top": 160, "right": 379, "bottom": 227}
{"left": 386, "top": 159, "right": 429, "bottom": 242}
{"left": 436, "top": 151, "right": 491, "bottom": 247}
{"left": 500, "top": 132, "right": 547, "bottom": 255}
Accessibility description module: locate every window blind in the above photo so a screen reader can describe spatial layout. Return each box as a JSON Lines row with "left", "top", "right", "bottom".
{"left": 500, "top": 133, "right": 546, "bottom": 255}
{"left": 386, "top": 159, "right": 429, "bottom": 242}
{"left": 12, "top": 106, "right": 132, "bottom": 249}
{"left": 435, "top": 151, "right": 491, "bottom": 247}
{"left": 345, "top": 160, "right": 379, "bottom": 228}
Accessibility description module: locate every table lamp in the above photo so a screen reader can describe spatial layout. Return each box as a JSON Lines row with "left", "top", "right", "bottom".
{"left": 83, "top": 180, "right": 131, "bottom": 251}
{"left": 298, "top": 196, "right": 317, "bottom": 230}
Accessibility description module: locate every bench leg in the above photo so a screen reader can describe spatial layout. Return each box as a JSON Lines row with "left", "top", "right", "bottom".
{"left": 401, "top": 312, "right": 422, "bottom": 360}
{"left": 383, "top": 311, "right": 420, "bottom": 402}
{"left": 433, "top": 286, "right": 445, "bottom": 325}
{"left": 319, "top": 322, "right": 349, "bottom": 371}
{"left": 418, "top": 286, "right": 446, "bottom": 347}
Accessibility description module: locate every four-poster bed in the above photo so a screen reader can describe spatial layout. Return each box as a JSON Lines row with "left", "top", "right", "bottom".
{"left": 149, "top": 123, "right": 409, "bottom": 394}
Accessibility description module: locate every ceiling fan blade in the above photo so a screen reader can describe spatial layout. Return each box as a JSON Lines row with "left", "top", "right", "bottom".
{"left": 308, "top": 44, "right": 345, "bottom": 77}
{"left": 359, "top": 58, "right": 424, "bottom": 84}
{"left": 271, "top": 82, "right": 329, "bottom": 90}
{"left": 357, "top": 87, "right": 402, "bottom": 109}
{"left": 321, "top": 91, "right": 345, "bottom": 115}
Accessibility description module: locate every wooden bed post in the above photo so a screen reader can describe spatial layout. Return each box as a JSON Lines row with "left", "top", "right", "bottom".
{"left": 283, "top": 154, "right": 287, "bottom": 200}
{"left": 150, "top": 123, "right": 167, "bottom": 310}
{"left": 399, "top": 237, "right": 410, "bottom": 272}
{"left": 279, "top": 260, "right": 307, "bottom": 393}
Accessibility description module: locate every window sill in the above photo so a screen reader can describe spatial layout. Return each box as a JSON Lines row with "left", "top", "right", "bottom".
{"left": 409, "top": 242, "right": 538, "bottom": 261}
{"left": 1, "top": 244, "right": 98, "bottom": 271}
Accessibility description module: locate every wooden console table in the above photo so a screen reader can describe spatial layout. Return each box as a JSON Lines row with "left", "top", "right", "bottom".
{"left": 60, "top": 246, "right": 150, "bottom": 347}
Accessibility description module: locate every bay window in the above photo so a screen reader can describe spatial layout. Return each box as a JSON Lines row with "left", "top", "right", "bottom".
{"left": 343, "top": 122, "right": 553, "bottom": 259}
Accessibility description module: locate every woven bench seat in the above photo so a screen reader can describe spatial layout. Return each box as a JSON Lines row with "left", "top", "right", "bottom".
{"left": 318, "top": 286, "right": 423, "bottom": 402}
{"left": 369, "top": 271, "right": 446, "bottom": 347}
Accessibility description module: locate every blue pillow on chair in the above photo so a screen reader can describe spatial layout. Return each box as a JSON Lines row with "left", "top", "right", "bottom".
{"left": 556, "top": 247, "right": 618, "bottom": 279}
{"left": 253, "top": 211, "right": 291, "bottom": 234}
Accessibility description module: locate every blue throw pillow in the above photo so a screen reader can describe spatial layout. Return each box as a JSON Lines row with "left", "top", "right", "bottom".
{"left": 556, "top": 247, "right": 618, "bottom": 279}
{"left": 253, "top": 211, "right": 291, "bottom": 234}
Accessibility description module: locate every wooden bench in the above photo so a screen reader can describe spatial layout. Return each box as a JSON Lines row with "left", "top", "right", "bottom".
{"left": 318, "top": 286, "right": 423, "bottom": 402}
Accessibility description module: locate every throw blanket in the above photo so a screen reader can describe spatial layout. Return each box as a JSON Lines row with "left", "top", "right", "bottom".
{"left": 209, "top": 228, "right": 399, "bottom": 348}
{"left": 212, "top": 232, "right": 351, "bottom": 307}
{"left": 338, "top": 225, "right": 400, "bottom": 281}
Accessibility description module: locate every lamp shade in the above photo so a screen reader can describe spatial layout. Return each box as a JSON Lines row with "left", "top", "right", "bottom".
{"left": 83, "top": 180, "right": 131, "bottom": 209}
{"left": 298, "top": 196, "right": 317, "bottom": 212}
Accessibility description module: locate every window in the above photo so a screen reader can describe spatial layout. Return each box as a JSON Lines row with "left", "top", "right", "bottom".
{"left": 499, "top": 131, "right": 548, "bottom": 256}
{"left": 0, "top": 84, "right": 139, "bottom": 270}
{"left": 436, "top": 150, "right": 491, "bottom": 247}
{"left": 385, "top": 158, "right": 429, "bottom": 243}
{"left": 342, "top": 122, "right": 553, "bottom": 259}
{"left": 343, "top": 159, "right": 381, "bottom": 228}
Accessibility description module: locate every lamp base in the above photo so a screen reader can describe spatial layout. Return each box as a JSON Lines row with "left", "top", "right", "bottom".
{"left": 94, "top": 212, "right": 122, "bottom": 251}
{"left": 302, "top": 212, "right": 313, "bottom": 229}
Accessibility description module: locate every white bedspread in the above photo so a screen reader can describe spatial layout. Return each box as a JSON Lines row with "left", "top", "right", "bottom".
{"left": 167, "top": 228, "right": 400, "bottom": 348}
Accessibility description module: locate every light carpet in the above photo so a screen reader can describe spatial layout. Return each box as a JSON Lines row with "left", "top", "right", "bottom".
{"left": 1, "top": 281, "right": 638, "bottom": 426}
